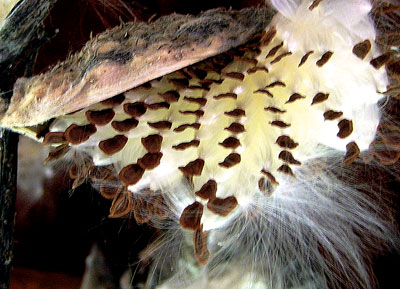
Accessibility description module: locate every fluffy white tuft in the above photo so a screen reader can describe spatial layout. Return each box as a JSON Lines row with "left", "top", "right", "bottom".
{"left": 143, "top": 1, "right": 399, "bottom": 288}
{"left": 148, "top": 153, "right": 397, "bottom": 289}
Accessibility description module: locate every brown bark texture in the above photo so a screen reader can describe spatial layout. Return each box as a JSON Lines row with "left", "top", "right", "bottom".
{"left": 0, "top": 0, "right": 57, "bottom": 288}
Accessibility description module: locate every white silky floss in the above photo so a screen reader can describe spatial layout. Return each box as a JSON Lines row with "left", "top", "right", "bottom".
{"left": 45, "top": 0, "right": 394, "bottom": 288}
{"left": 155, "top": 1, "right": 394, "bottom": 289}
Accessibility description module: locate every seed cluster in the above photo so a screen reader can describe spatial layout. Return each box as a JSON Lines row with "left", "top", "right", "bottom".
{"left": 43, "top": 8, "right": 387, "bottom": 265}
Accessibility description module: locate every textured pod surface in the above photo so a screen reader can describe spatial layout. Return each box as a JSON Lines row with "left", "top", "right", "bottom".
{"left": 0, "top": 7, "right": 273, "bottom": 128}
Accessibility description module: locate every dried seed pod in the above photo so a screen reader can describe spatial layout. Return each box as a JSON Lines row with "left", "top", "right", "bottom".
{"left": 266, "top": 81, "right": 286, "bottom": 88}
{"left": 286, "top": 93, "right": 305, "bottom": 104}
{"left": 298, "top": 51, "right": 314, "bottom": 67}
{"left": 247, "top": 66, "right": 269, "bottom": 74}
{"left": 124, "top": 102, "right": 147, "bottom": 117}
{"left": 324, "top": 110, "right": 343, "bottom": 120}
{"left": 270, "top": 52, "right": 292, "bottom": 64}
{"left": 43, "top": 132, "right": 66, "bottom": 145}
{"left": 141, "top": 134, "right": 163, "bottom": 153}
{"left": 159, "top": 91, "right": 180, "bottom": 103}
{"left": 65, "top": 124, "right": 97, "bottom": 145}
{"left": 278, "top": 164, "right": 295, "bottom": 177}
{"left": 99, "top": 135, "right": 128, "bottom": 155}
{"left": 214, "top": 93, "right": 238, "bottom": 100}
{"left": 180, "top": 202, "right": 203, "bottom": 230}
{"left": 343, "top": 142, "right": 360, "bottom": 165}
{"left": 172, "top": 140, "right": 200, "bottom": 150}
{"left": 370, "top": 53, "right": 392, "bottom": 69}
{"left": 279, "top": 150, "right": 302, "bottom": 165}
{"left": 224, "top": 109, "right": 246, "bottom": 117}
{"left": 193, "top": 226, "right": 209, "bottom": 265}
{"left": 86, "top": 109, "right": 115, "bottom": 125}
{"left": 119, "top": 164, "right": 145, "bottom": 185}
{"left": 174, "top": 123, "right": 201, "bottom": 132}
{"left": 219, "top": 137, "right": 241, "bottom": 149}
{"left": 271, "top": 120, "right": 290, "bottom": 128}
{"left": 222, "top": 72, "right": 245, "bottom": 80}
{"left": 138, "top": 152, "right": 163, "bottom": 170}
{"left": 179, "top": 159, "right": 205, "bottom": 177}
{"left": 195, "top": 180, "right": 217, "bottom": 200}
{"left": 353, "top": 40, "right": 371, "bottom": 60}
{"left": 148, "top": 121, "right": 172, "bottom": 130}
{"left": 254, "top": 89, "right": 273, "bottom": 97}
{"left": 207, "top": 196, "right": 238, "bottom": 216}
{"left": 111, "top": 118, "right": 139, "bottom": 132}
{"left": 276, "top": 135, "right": 299, "bottom": 149}
{"left": 168, "top": 78, "right": 189, "bottom": 88}
{"left": 179, "top": 110, "right": 205, "bottom": 117}
{"left": 311, "top": 93, "right": 329, "bottom": 105}
{"left": 219, "top": 153, "right": 241, "bottom": 168}
{"left": 100, "top": 175, "right": 124, "bottom": 200}
{"left": 266, "top": 42, "right": 284, "bottom": 58}
{"left": 183, "top": 97, "right": 207, "bottom": 106}
{"left": 258, "top": 177, "right": 275, "bottom": 196}
{"left": 316, "top": 51, "right": 333, "bottom": 67}
{"left": 45, "top": 144, "right": 70, "bottom": 163}
{"left": 109, "top": 191, "right": 134, "bottom": 218}
{"left": 225, "top": 122, "right": 245, "bottom": 133}
{"left": 148, "top": 102, "right": 170, "bottom": 110}
{"left": 337, "top": 119, "right": 353, "bottom": 139}
{"left": 261, "top": 26, "right": 277, "bottom": 46}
